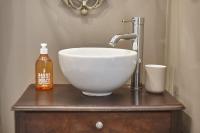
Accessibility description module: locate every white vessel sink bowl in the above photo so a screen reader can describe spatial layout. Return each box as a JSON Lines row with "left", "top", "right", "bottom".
{"left": 58, "top": 47, "right": 137, "bottom": 96}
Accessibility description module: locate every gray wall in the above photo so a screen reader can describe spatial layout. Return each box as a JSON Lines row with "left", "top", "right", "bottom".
{"left": 0, "top": 0, "right": 168, "bottom": 133}
{"left": 166, "top": 0, "right": 200, "bottom": 133}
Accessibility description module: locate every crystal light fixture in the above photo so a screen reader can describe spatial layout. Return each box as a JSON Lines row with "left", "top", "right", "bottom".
{"left": 63, "top": 0, "right": 104, "bottom": 15}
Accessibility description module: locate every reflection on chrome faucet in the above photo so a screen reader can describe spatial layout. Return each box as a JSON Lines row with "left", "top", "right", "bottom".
{"left": 109, "top": 17, "right": 144, "bottom": 91}
{"left": 134, "top": 90, "right": 140, "bottom": 105}
{"left": 129, "top": 86, "right": 141, "bottom": 106}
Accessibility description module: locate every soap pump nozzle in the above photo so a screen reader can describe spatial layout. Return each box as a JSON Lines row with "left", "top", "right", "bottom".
{"left": 40, "top": 43, "right": 48, "bottom": 54}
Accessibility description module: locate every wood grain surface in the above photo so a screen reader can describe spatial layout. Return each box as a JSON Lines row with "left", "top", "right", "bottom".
{"left": 16, "top": 111, "right": 171, "bottom": 133}
{"left": 12, "top": 84, "right": 184, "bottom": 111}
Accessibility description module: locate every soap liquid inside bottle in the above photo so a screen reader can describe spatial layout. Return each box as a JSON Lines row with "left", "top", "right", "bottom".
{"left": 35, "top": 54, "right": 53, "bottom": 90}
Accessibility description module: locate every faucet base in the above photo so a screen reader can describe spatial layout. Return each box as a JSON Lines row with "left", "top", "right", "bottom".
{"left": 130, "top": 83, "right": 143, "bottom": 91}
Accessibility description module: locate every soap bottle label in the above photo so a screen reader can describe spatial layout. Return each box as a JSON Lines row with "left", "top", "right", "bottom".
{"left": 37, "top": 72, "right": 51, "bottom": 85}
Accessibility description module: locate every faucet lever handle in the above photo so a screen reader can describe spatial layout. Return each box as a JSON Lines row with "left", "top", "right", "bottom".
{"left": 122, "top": 19, "right": 132, "bottom": 23}
{"left": 122, "top": 17, "right": 144, "bottom": 24}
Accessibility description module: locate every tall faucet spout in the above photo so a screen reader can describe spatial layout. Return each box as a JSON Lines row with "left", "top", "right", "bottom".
{"left": 109, "top": 33, "right": 136, "bottom": 47}
{"left": 109, "top": 17, "right": 144, "bottom": 91}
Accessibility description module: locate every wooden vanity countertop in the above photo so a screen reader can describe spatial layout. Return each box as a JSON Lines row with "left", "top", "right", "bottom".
{"left": 12, "top": 84, "right": 184, "bottom": 111}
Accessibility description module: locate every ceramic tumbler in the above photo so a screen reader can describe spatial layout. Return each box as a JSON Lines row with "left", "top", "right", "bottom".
{"left": 145, "top": 64, "right": 167, "bottom": 93}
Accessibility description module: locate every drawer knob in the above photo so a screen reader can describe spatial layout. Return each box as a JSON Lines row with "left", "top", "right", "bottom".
{"left": 96, "top": 121, "right": 103, "bottom": 129}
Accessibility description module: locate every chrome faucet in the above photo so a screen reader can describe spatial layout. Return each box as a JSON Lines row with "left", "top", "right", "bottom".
{"left": 109, "top": 17, "right": 144, "bottom": 91}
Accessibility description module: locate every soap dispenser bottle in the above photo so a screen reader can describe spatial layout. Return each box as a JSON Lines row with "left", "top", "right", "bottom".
{"left": 35, "top": 43, "right": 53, "bottom": 90}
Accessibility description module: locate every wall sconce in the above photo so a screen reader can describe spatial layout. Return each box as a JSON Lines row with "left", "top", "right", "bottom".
{"left": 63, "top": 0, "right": 104, "bottom": 15}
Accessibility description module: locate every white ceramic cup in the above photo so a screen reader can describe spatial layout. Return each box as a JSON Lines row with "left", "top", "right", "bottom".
{"left": 145, "top": 64, "right": 167, "bottom": 93}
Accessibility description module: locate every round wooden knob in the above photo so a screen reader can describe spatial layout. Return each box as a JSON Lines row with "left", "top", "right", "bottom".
{"left": 96, "top": 121, "right": 103, "bottom": 129}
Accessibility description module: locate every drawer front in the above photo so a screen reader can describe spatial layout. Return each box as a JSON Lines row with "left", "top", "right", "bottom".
{"left": 16, "top": 111, "right": 171, "bottom": 133}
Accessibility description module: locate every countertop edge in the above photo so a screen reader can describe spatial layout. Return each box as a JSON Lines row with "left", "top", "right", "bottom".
{"left": 12, "top": 105, "right": 185, "bottom": 112}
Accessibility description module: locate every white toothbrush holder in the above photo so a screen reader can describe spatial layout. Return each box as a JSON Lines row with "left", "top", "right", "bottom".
{"left": 145, "top": 64, "right": 167, "bottom": 93}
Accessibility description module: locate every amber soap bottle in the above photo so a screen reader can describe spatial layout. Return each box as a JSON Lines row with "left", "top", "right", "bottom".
{"left": 35, "top": 43, "right": 53, "bottom": 90}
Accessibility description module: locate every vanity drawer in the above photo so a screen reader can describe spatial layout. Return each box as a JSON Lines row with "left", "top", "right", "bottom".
{"left": 16, "top": 111, "right": 171, "bottom": 133}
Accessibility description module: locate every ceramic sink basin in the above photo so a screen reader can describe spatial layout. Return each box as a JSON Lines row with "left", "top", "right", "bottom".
{"left": 58, "top": 47, "right": 137, "bottom": 96}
